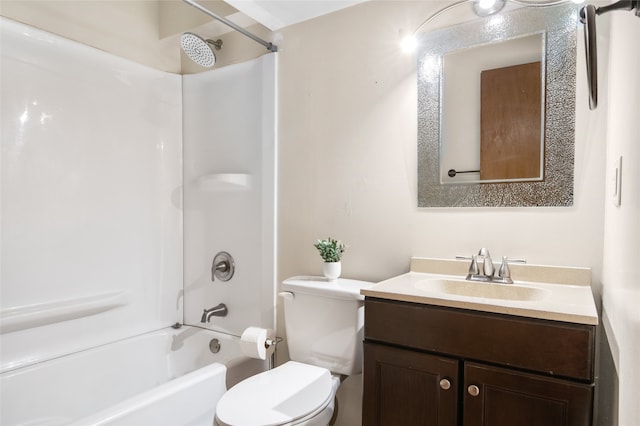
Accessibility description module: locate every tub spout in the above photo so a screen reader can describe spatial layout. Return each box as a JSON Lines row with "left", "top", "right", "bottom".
{"left": 201, "top": 303, "right": 228, "bottom": 323}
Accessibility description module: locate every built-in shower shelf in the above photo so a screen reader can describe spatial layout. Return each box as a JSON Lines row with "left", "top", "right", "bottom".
{"left": 0, "top": 291, "right": 129, "bottom": 334}
{"left": 195, "top": 173, "right": 252, "bottom": 191}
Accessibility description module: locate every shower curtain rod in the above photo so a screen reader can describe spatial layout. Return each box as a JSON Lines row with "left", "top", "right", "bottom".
{"left": 182, "top": 0, "right": 278, "bottom": 53}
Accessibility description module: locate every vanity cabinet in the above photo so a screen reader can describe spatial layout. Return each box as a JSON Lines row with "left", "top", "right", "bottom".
{"left": 363, "top": 342, "right": 458, "bottom": 425}
{"left": 362, "top": 298, "right": 595, "bottom": 426}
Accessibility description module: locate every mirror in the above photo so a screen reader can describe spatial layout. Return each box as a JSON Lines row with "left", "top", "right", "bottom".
{"left": 417, "top": 4, "right": 578, "bottom": 207}
{"left": 442, "top": 33, "right": 544, "bottom": 184}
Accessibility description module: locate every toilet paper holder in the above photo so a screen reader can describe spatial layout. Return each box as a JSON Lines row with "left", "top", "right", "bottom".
{"left": 265, "top": 336, "right": 283, "bottom": 349}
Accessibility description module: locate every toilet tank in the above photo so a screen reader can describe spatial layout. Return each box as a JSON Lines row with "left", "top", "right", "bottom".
{"left": 281, "top": 276, "right": 373, "bottom": 375}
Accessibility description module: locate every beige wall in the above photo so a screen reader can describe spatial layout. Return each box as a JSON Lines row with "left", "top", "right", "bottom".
{"left": 276, "top": 0, "right": 606, "bottom": 284}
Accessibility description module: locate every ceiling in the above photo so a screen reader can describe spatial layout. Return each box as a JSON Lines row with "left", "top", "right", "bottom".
{"left": 223, "top": 0, "right": 369, "bottom": 30}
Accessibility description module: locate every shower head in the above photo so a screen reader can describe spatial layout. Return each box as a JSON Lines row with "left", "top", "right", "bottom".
{"left": 180, "top": 32, "right": 223, "bottom": 68}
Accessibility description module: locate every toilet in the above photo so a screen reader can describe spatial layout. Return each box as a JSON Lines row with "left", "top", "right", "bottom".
{"left": 215, "top": 276, "right": 373, "bottom": 426}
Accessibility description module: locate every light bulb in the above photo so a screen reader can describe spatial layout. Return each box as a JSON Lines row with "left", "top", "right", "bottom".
{"left": 478, "top": 0, "right": 497, "bottom": 9}
{"left": 473, "top": 0, "right": 506, "bottom": 16}
{"left": 401, "top": 34, "right": 417, "bottom": 53}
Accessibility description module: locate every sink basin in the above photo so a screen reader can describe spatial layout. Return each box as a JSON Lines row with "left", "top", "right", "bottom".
{"left": 413, "top": 279, "right": 551, "bottom": 302}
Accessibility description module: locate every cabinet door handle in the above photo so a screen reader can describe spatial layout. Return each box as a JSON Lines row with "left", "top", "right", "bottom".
{"left": 468, "top": 384, "right": 480, "bottom": 397}
{"left": 439, "top": 379, "right": 451, "bottom": 390}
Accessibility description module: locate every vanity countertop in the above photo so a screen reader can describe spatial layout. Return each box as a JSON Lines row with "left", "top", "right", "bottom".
{"left": 361, "top": 258, "right": 598, "bottom": 325}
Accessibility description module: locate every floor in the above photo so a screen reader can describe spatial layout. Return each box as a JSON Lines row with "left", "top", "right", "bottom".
{"left": 334, "top": 374, "right": 363, "bottom": 426}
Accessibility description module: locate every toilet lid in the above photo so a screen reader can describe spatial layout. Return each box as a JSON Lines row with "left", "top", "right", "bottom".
{"left": 215, "top": 361, "right": 332, "bottom": 426}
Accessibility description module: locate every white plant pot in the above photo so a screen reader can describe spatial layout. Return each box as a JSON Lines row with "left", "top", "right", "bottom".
{"left": 323, "top": 262, "right": 341, "bottom": 281}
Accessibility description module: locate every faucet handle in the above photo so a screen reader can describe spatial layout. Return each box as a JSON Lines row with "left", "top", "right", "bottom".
{"left": 498, "top": 256, "right": 511, "bottom": 281}
{"left": 211, "top": 251, "right": 235, "bottom": 282}
{"left": 465, "top": 254, "right": 479, "bottom": 279}
{"left": 495, "top": 257, "right": 527, "bottom": 284}
{"left": 469, "top": 254, "right": 480, "bottom": 275}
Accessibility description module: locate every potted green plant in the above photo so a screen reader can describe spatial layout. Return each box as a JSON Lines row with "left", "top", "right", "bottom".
{"left": 314, "top": 237, "right": 346, "bottom": 281}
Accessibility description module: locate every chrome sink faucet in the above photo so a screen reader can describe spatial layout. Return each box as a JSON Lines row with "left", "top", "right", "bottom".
{"left": 458, "top": 249, "right": 526, "bottom": 284}
{"left": 201, "top": 303, "right": 228, "bottom": 323}
{"left": 463, "top": 248, "right": 494, "bottom": 282}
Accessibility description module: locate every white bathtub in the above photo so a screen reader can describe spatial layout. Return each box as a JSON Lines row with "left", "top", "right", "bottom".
{"left": 0, "top": 326, "right": 266, "bottom": 426}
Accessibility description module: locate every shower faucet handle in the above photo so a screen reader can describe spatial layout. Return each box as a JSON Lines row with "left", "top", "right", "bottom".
{"left": 211, "top": 251, "right": 235, "bottom": 282}
{"left": 214, "top": 261, "right": 229, "bottom": 272}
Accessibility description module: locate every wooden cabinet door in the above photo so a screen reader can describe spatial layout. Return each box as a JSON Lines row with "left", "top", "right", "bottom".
{"left": 362, "top": 342, "right": 458, "bottom": 426}
{"left": 463, "top": 362, "right": 593, "bottom": 426}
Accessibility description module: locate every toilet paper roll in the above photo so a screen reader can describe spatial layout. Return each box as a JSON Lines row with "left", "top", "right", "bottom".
{"left": 240, "top": 327, "right": 276, "bottom": 360}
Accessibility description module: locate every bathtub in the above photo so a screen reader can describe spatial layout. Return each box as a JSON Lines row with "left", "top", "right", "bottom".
{"left": 0, "top": 326, "right": 267, "bottom": 425}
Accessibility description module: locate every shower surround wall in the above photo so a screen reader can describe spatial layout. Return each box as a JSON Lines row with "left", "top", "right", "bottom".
{"left": 182, "top": 54, "right": 278, "bottom": 335}
{"left": 1, "top": 16, "right": 277, "bottom": 376}
{"left": 0, "top": 17, "right": 183, "bottom": 372}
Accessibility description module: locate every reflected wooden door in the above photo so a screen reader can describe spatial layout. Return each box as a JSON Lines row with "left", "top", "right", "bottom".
{"left": 480, "top": 61, "right": 543, "bottom": 181}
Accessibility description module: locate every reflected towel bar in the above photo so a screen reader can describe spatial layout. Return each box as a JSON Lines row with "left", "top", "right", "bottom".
{"left": 448, "top": 168, "right": 480, "bottom": 177}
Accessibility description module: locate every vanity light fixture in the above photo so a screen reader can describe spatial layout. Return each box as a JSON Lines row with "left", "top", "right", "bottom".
{"left": 400, "top": 0, "right": 473, "bottom": 54}
{"left": 473, "top": 0, "right": 507, "bottom": 16}
{"left": 400, "top": 0, "right": 588, "bottom": 53}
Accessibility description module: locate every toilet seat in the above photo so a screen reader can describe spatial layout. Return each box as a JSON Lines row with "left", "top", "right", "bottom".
{"left": 215, "top": 361, "right": 335, "bottom": 426}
